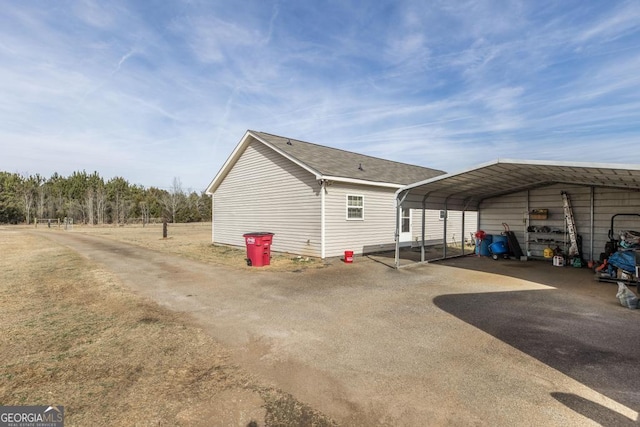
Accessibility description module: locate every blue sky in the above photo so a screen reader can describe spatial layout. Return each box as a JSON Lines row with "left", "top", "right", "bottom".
{"left": 1, "top": 1, "right": 640, "bottom": 191}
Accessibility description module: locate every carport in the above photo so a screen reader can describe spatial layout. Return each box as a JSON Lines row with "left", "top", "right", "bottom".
{"left": 394, "top": 159, "right": 640, "bottom": 269}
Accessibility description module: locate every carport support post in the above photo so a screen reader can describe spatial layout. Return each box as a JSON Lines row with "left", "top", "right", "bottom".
{"left": 590, "top": 186, "right": 594, "bottom": 262}
{"left": 461, "top": 209, "right": 465, "bottom": 256}
{"left": 461, "top": 197, "right": 473, "bottom": 257}
{"left": 421, "top": 195, "right": 427, "bottom": 262}
{"left": 395, "top": 204, "right": 401, "bottom": 268}
{"left": 420, "top": 192, "right": 431, "bottom": 263}
{"left": 395, "top": 191, "right": 409, "bottom": 268}
{"left": 443, "top": 198, "right": 449, "bottom": 259}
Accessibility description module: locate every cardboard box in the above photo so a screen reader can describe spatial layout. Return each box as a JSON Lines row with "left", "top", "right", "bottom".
{"left": 530, "top": 209, "right": 548, "bottom": 220}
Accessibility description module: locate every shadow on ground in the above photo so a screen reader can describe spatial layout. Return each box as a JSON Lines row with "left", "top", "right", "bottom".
{"left": 551, "top": 393, "right": 638, "bottom": 426}
{"left": 365, "top": 245, "right": 473, "bottom": 268}
{"left": 434, "top": 287, "right": 640, "bottom": 423}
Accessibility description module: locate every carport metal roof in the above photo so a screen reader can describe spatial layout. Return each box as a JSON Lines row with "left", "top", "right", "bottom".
{"left": 396, "top": 159, "right": 640, "bottom": 211}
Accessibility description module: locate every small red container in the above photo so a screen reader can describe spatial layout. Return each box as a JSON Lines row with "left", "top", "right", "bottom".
{"left": 344, "top": 250, "right": 354, "bottom": 263}
{"left": 243, "top": 232, "right": 274, "bottom": 267}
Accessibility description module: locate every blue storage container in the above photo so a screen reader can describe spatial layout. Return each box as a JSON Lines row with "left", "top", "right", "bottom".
{"left": 489, "top": 240, "right": 509, "bottom": 255}
{"left": 492, "top": 234, "right": 508, "bottom": 245}
{"left": 477, "top": 234, "right": 493, "bottom": 256}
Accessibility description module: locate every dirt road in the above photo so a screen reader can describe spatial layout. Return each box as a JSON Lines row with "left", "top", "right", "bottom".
{"left": 39, "top": 230, "right": 640, "bottom": 426}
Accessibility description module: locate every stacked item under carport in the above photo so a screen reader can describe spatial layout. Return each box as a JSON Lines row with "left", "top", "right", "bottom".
{"left": 597, "top": 230, "right": 640, "bottom": 285}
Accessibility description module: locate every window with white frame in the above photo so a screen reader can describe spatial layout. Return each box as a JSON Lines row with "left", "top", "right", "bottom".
{"left": 347, "top": 195, "right": 364, "bottom": 220}
{"left": 401, "top": 208, "right": 411, "bottom": 232}
{"left": 439, "top": 210, "right": 447, "bottom": 220}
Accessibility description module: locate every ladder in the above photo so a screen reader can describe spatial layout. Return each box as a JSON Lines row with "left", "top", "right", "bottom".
{"left": 561, "top": 191, "right": 579, "bottom": 257}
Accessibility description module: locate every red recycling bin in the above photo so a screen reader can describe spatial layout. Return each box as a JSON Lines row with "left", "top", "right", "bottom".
{"left": 243, "top": 232, "right": 274, "bottom": 267}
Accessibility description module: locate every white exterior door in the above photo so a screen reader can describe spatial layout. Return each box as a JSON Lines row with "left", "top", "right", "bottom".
{"left": 399, "top": 208, "right": 412, "bottom": 244}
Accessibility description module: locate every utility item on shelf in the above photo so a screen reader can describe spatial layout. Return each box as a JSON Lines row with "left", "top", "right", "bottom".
{"left": 529, "top": 209, "right": 548, "bottom": 220}
{"left": 544, "top": 247, "right": 554, "bottom": 258}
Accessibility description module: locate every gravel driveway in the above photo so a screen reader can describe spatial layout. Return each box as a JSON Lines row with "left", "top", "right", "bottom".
{"left": 42, "top": 231, "right": 640, "bottom": 426}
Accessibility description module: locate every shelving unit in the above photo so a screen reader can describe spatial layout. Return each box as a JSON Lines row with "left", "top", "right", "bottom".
{"left": 525, "top": 209, "right": 568, "bottom": 259}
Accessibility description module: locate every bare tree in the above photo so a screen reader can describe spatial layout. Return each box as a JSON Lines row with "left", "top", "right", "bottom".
{"left": 85, "top": 187, "right": 95, "bottom": 225}
{"left": 162, "top": 177, "right": 186, "bottom": 223}
{"left": 19, "top": 176, "right": 37, "bottom": 224}
{"left": 34, "top": 174, "right": 46, "bottom": 219}
{"left": 139, "top": 201, "right": 150, "bottom": 225}
{"left": 96, "top": 186, "right": 106, "bottom": 224}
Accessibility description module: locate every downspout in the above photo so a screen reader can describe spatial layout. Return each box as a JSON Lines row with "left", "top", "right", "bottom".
{"left": 320, "top": 179, "right": 326, "bottom": 259}
{"left": 211, "top": 194, "right": 216, "bottom": 243}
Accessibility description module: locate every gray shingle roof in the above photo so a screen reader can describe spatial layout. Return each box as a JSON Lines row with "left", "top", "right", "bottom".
{"left": 251, "top": 131, "right": 444, "bottom": 185}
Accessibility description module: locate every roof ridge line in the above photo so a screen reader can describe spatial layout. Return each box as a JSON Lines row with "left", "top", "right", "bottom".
{"left": 250, "top": 130, "right": 444, "bottom": 173}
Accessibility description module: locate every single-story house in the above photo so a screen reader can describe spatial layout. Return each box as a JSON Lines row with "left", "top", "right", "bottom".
{"left": 395, "top": 159, "right": 640, "bottom": 268}
{"left": 205, "top": 130, "right": 478, "bottom": 258}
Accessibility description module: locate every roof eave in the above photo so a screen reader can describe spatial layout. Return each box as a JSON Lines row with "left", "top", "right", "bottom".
{"left": 207, "top": 130, "right": 412, "bottom": 194}
{"left": 205, "top": 130, "right": 253, "bottom": 195}
{"left": 401, "top": 158, "right": 640, "bottom": 194}
{"left": 322, "top": 175, "right": 405, "bottom": 189}
{"left": 205, "top": 130, "right": 324, "bottom": 195}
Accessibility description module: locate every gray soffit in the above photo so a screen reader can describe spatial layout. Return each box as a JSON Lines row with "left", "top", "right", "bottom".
{"left": 251, "top": 131, "right": 445, "bottom": 186}
{"left": 399, "top": 159, "right": 640, "bottom": 211}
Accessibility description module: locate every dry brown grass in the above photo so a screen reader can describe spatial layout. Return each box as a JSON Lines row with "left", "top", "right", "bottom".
{"left": 68, "top": 222, "right": 327, "bottom": 272}
{"left": 0, "top": 229, "right": 335, "bottom": 426}
{"left": 63, "top": 222, "right": 467, "bottom": 269}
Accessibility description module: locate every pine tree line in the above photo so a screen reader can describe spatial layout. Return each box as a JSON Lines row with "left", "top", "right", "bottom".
{"left": 0, "top": 171, "right": 211, "bottom": 225}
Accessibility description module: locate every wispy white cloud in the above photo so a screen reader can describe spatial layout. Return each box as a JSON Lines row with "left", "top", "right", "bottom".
{"left": 0, "top": 0, "right": 639, "bottom": 190}
{"left": 573, "top": 0, "right": 640, "bottom": 43}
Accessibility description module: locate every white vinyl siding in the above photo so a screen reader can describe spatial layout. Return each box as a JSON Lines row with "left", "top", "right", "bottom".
{"left": 324, "top": 183, "right": 397, "bottom": 257}
{"left": 410, "top": 209, "right": 477, "bottom": 246}
{"left": 213, "top": 139, "right": 322, "bottom": 257}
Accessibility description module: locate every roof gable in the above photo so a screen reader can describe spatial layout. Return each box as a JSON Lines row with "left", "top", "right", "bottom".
{"left": 205, "top": 130, "right": 444, "bottom": 194}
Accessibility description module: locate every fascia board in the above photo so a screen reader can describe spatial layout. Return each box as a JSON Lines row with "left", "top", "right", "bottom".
{"left": 494, "top": 158, "right": 640, "bottom": 171}
{"left": 206, "top": 130, "right": 404, "bottom": 193}
{"left": 323, "top": 176, "right": 404, "bottom": 189}
{"left": 206, "top": 130, "right": 323, "bottom": 195}
{"left": 205, "top": 130, "right": 253, "bottom": 195}
{"left": 400, "top": 158, "right": 640, "bottom": 195}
